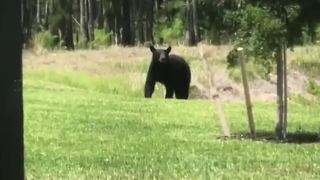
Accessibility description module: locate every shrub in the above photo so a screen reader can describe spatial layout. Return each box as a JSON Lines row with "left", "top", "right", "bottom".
{"left": 155, "top": 18, "right": 184, "bottom": 44}
{"left": 307, "top": 80, "right": 320, "bottom": 98}
{"left": 89, "top": 29, "right": 112, "bottom": 49}
{"left": 228, "top": 64, "right": 257, "bottom": 83}
{"left": 34, "top": 31, "right": 59, "bottom": 50}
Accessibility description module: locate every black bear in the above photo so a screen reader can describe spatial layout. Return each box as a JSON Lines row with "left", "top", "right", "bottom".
{"left": 144, "top": 45, "right": 191, "bottom": 99}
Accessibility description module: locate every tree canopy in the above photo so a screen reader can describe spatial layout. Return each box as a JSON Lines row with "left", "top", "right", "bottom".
{"left": 22, "top": 0, "right": 320, "bottom": 49}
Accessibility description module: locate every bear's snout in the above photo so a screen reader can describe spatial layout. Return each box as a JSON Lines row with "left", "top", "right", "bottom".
{"left": 159, "top": 57, "right": 166, "bottom": 63}
{"left": 159, "top": 53, "right": 167, "bottom": 63}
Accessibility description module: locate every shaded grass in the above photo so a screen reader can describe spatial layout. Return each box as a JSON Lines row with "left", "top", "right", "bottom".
{"left": 24, "top": 69, "right": 320, "bottom": 179}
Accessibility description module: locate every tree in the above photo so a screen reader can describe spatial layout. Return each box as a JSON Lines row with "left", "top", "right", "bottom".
{"left": 80, "top": 0, "right": 90, "bottom": 42}
{"left": 186, "top": 0, "right": 196, "bottom": 46}
{"left": 145, "top": 0, "right": 155, "bottom": 44}
{"left": 21, "top": 0, "right": 33, "bottom": 47}
{"left": 60, "top": 0, "right": 75, "bottom": 49}
{"left": 233, "top": 3, "right": 288, "bottom": 139}
{"left": 229, "top": 0, "right": 320, "bottom": 139}
{"left": 15, "top": 0, "right": 320, "bottom": 49}
{"left": 87, "top": 0, "right": 95, "bottom": 41}
{"left": 121, "top": 0, "right": 133, "bottom": 45}
{"left": 0, "top": 0, "right": 24, "bottom": 179}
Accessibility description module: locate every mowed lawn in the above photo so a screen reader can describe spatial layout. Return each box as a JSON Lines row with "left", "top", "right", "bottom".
{"left": 24, "top": 69, "right": 320, "bottom": 180}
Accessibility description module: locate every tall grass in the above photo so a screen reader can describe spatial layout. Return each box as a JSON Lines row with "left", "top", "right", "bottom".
{"left": 289, "top": 45, "right": 320, "bottom": 77}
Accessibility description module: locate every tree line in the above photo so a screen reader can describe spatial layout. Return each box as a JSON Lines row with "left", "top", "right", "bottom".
{"left": 21, "top": 0, "right": 320, "bottom": 50}
{"left": 18, "top": 0, "right": 254, "bottom": 49}
{"left": 22, "top": 0, "right": 320, "bottom": 50}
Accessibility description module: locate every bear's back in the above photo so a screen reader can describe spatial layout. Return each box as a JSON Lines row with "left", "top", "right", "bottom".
{"left": 168, "top": 54, "right": 190, "bottom": 73}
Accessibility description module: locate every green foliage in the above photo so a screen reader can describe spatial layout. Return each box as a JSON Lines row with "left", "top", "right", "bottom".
{"left": 155, "top": 18, "right": 184, "bottom": 44}
{"left": 21, "top": 0, "right": 320, "bottom": 48}
{"left": 226, "top": 48, "right": 239, "bottom": 68}
{"left": 236, "top": 5, "right": 285, "bottom": 58}
{"left": 226, "top": 4, "right": 288, "bottom": 80}
{"left": 228, "top": 66, "right": 255, "bottom": 83}
{"left": 227, "top": 48, "right": 273, "bottom": 80}
{"left": 89, "top": 29, "right": 113, "bottom": 49}
{"left": 228, "top": 57, "right": 273, "bottom": 82}
{"left": 289, "top": 45, "right": 320, "bottom": 77}
{"left": 253, "top": 56, "right": 274, "bottom": 80}
{"left": 307, "top": 80, "right": 320, "bottom": 99}
{"left": 228, "top": 67, "right": 243, "bottom": 83}
{"left": 301, "top": 26, "right": 314, "bottom": 45}
{"left": 76, "top": 29, "right": 112, "bottom": 49}
{"left": 34, "top": 31, "right": 59, "bottom": 50}
{"left": 316, "top": 25, "right": 320, "bottom": 41}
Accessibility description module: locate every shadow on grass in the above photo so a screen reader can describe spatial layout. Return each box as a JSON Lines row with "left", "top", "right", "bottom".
{"left": 231, "top": 130, "right": 320, "bottom": 144}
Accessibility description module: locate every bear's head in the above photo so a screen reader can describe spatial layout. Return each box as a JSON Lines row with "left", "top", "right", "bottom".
{"left": 149, "top": 45, "right": 171, "bottom": 63}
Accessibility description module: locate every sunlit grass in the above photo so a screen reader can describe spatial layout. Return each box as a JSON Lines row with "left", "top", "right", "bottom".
{"left": 24, "top": 69, "right": 320, "bottom": 179}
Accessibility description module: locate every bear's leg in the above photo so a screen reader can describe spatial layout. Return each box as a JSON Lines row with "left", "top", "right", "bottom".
{"left": 175, "top": 87, "right": 189, "bottom": 99}
{"left": 165, "top": 85, "right": 174, "bottom": 98}
{"left": 144, "top": 80, "right": 155, "bottom": 98}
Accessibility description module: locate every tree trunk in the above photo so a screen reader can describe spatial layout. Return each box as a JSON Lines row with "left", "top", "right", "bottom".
{"left": 275, "top": 44, "right": 286, "bottom": 140}
{"left": 192, "top": 0, "right": 200, "bottom": 42}
{"left": 137, "top": 15, "right": 145, "bottom": 44}
{"left": 186, "top": 0, "right": 196, "bottom": 46}
{"left": 65, "top": 2, "right": 75, "bottom": 50}
{"left": 36, "top": 0, "right": 41, "bottom": 25}
{"left": 21, "top": 0, "right": 32, "bottom": 47}
{"left": 88, "top": 0, "right": 95, "bottom": 41}
{"left": 114, "top": 15, "right": 120, "bottom": 45}
{"left": 283, "top": 42, "right": 288, "bottom": 138}
{"left": 0, "top": 0, "right": 25, "bottom": 179}
{"left": 44, "top": 0, "right": 49, "bottom": 30}
{"left": 121, "top": 0, "right": 132, "bottom": 45}
{"left": 97, "top": 0, "right": 104, "bottom": 29}
{"left": 80, "top": 0, "right": 90, "bottom": 42}
{"left": 146, "top": 0, "right": 155, "bottom": 44}
{"left": 130, "top": 1, "right": 136, "bottom": 45}
{"left": 136, "top": 0, "right": 144, "bottom": 44}
{"left": 58, "top": 0, "right": 75, "bottom": 49}
{"left": 103, "top": 0, "right": 111, "bottom": 32}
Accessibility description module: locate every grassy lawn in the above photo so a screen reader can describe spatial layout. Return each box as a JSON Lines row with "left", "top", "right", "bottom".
{"left": 24, "top": 68, "right": 320, "bottom": 179}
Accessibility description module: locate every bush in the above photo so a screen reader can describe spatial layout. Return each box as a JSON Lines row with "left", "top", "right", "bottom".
{"left": 307, "top": 80, "right": 320, "bottom": 98}
{"left": 228, "top": 65, "right": 256, "bottom": 83}
{"left": 155, "top": 18, "right": 184, "bottom": 44}
{"left": 89, "top": 29, "right": 112, "bottom": 49}
{"left": 227, "top": 50, "right": 273, "bottom": 80}
{"left": 226, "top": 5, "right": 287, "bottom": 81}
{"left": 34, "top": 31, "right": 59, "bottom": 50}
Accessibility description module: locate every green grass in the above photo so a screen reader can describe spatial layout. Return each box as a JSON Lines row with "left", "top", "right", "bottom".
{"left": 290, "top": 45, "right": 320, "bottom": 78}
{"left": 24, "top": 69, "right": 320, "bottom": 179}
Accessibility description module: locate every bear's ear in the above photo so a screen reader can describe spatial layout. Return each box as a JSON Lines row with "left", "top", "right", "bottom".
{"left": 149, "top": 45, "right": 156, "bottom": 53}
{"left": 166, "top": 46, "right": 171, "bottom": 54}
